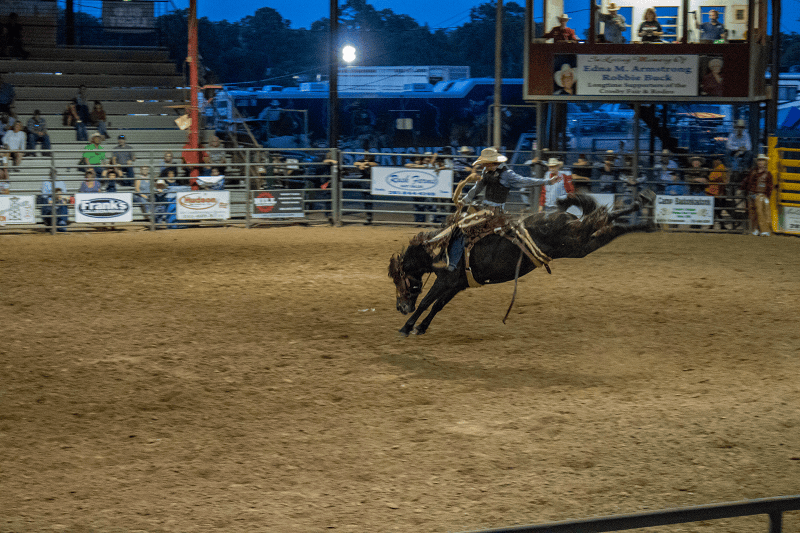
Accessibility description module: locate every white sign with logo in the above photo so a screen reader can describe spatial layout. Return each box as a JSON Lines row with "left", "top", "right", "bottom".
{"left": 252, "top": 190, "right": 305, "bottom": 218}
{"left": 75, "top": 193, "right": 133, "bottom": 223}
{"left": 176, "top": 191, "right": 230, "bottom": 220}
{"left": 655, "top": 195, "right": 714, "bottom": 225}
{"left": 781, "top": 205, "right": 800, "bottom": 233}
{"left": 371, "top": 166, "right": 453, "bottom": 199}
{"left": 0, "top": 195, "right": 36, "bottom": 225}
{"left": 577, "top": 55, "right": 699, "bottom": 97}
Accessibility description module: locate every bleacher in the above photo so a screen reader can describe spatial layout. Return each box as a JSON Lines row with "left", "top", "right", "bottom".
{"left": 3, "top": 45, "right": 191, "bottom": 193}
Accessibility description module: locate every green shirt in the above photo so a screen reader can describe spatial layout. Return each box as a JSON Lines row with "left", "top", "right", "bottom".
{"left": 83, "top": 144, "right": 106, "bottom": 165}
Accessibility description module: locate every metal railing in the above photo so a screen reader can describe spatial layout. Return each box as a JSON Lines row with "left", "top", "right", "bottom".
{"left": 459, "top": 495, "right": 800, "bottom": 533}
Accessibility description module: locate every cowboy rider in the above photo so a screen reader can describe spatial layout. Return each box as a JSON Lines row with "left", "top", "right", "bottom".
{"left": 437, "top": 147, "right": 558, "bottom": 271}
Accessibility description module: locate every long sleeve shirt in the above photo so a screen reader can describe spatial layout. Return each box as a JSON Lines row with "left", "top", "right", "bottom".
{"left": 726, "top": 131, "right": 752, "bottom": 153}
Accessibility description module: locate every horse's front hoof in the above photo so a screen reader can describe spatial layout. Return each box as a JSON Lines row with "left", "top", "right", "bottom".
{"left": 398, "top": 327, "right": 411, "bottom": 337}
{"left": 412, "top": 326, "right": 428, "bottom": 335}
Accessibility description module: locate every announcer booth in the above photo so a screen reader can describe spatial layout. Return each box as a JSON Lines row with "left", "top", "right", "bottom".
{"left": 523, "top": 0, "right": 777, "bottom": 153}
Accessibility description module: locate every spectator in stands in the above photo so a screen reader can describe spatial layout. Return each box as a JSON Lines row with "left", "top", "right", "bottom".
{"left": 654, "top": 149, "right": 679, "bottom": 194}
{"left": 726, "top": 119, "right": 752, "bottom": 179}
{"left": 89, "top": 101, "right": 108, "bottom": 139}
{"left": 571, "top": 153, "right": 592, "bottom": 193}
{"left": 0, "top": 75, "right": 14, "bottom": 114}
{"left": 638, "top": 8, "right": 663, "bottom": 42}
{"left": 695, "top": 9, "right": 727, "bottom": 43}
{"left": 101, "top": 168, "right": 119, "bottom": 193}
{"left": 83, "top": 133, "right": 107, "bottom": 177}
{"left": 159, "top": 151, "right": 175, "bottom": 175}
{"left": 598, "top": 2, "right": 627, "bottom": 43}
{"left": 3, "top": 121, "right": 25, "bottom": 167}
{"left": 111, "top": 134, "right": 135, "bottom": 186}
{"left": 196, "top": 167, "right": 225, "bottom": 190}
{"left": 706, "top": 158, "right": 730, "bottom": 229}
{"left": 593, "top": 150, "right": 619, "bottom": 194}
{"left": 39, "top": 171, "right": 68, "bottom": 232}
{"left": 4, "top": 13, "right": 29, "bottom": 59}
{"left": 181, "top": 135, "right": 208, "bottom": 180}
{"left": 352, "top": 152, "right": 378, "bottom": 225}
{"left": 160, "top": 167, "right": 179, "bottom": 187}
{"left": 26, "top": 110, "right": 51, "bottom": 157}
{"left": 685, "top": 156, "right": 709, "bottom": 196}
{"left": 78, "top": 169, "right": 102, "bottom": 193}
{"left": 64, "top": 99, "right": 88, "bottom": 141}
{"left": 199, "top": 155, "right": 214, "bottom": 178}
{"left": 74, "top": 85, "right": 90, "bottom": 125}
{"left": 133, "top": 166, "right": 153, "bottom": 214}
{"left": 539, "top": 157, "right": 574, "bottom": 214}
{"left": 0, "top": 144, "right": 9, "bottom": 184}
{"left": 206, "top": 135, "right": 227, "bottom": 173}
{"left": 739, "top": 154, "right": 774, "bottom": 236}
{"left": 542, "top": 14, "right": 578, "bottom": 42}
{"left": 0, "top": 111, "right": 13, "bottom": 134}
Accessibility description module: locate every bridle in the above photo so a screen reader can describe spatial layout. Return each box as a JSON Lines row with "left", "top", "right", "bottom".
{"left": 390, "top": 253, "right": 424, "bottom": 302}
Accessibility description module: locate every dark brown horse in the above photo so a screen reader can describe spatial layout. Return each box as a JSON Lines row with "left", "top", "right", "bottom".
{"left": 388, "top": 193, "right": 656, "bottom": 336}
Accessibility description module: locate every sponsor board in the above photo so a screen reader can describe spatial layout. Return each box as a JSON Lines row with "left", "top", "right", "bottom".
{"left": 176, "top": 191, "right": 230, "bottom": 220}
{"left": 576, "top": 55, "right": 699, "bottom": 97}
{"left": 655, "top": 195, "right": 714, "bottom": 225}
{"left": 75, "top": 193, "right": 133, "bottom": 223}
{"left": 0, "top": 195, "right": 36, "bottom": 225}
{"left": 780, "top": 206, "right": 800, "bottom": 233}
{"left": 252, "top": 190, "right": 305, "bottom": 218}
{"left": 371, "top": 166, "right": 453, "bottom": 199}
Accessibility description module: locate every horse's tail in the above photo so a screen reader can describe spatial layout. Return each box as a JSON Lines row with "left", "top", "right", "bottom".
{"left": 556, "top": 192, "right": 600, "bottom": 216}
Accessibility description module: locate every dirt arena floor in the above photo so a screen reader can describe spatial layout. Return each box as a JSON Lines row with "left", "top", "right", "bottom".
{"left": 1, "top": 225, "right": 799, "bottom": 533}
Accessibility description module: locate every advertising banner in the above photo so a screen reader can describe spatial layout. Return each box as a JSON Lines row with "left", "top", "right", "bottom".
{"left": 780, "top": 206, "right": 800, "bottom": 233}
{"left": 371, "top": 166, "right": 453, "bottom": 199}
{"left": 102, "top": 1, "right": 155, "bottom": 33}
{"left": 176, "top": 191, "right": 230, "bottom": 220}
{"left": 655, "top": 195, "right": 714, "bottom": 225}
{"left": 573, "top": 55, "right": 699, "bottom": 97}
{"left": 75, "top": 193, "right": 133, "bottom": 223}
{"left": 252, "top": 190, "right": 305, "bottom": 219}
{"left": 0, "top": 195, "right": 36, "bottom": 225}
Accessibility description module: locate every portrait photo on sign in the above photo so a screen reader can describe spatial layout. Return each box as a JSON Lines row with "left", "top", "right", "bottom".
{"left": 699, "top": 56, "right": 725, "bottom": 97}
{"left": 553, "top": 55, "right": 577, "bottom": 95}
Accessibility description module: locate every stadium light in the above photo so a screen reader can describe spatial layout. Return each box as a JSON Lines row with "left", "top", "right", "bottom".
{"left": 342, "top": 45, "right": 356, "bottom": 64}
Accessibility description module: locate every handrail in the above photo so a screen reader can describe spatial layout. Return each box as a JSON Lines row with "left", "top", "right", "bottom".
{"left": 459, "top": 495, "right": 800, "bottom": 533}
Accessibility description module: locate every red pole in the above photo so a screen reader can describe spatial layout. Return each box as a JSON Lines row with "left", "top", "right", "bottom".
{"left": 187, "top": 0, "right": 200, "bottom": 176}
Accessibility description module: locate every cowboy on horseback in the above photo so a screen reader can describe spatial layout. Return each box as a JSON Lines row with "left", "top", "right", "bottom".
{"left": 434, "top": 147, "right": 559, "bottom": 271}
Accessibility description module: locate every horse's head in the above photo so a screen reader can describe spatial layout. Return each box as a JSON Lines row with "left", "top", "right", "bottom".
{"left": 388, "top": 242, "right": 433, "bottom": 314}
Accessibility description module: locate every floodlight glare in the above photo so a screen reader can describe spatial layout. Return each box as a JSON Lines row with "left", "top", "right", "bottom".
{"left": 342, "top": 45, "right": 356, "bottom": 64}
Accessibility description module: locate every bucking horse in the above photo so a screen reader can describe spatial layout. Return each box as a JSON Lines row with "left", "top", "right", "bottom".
{"left": 388, "top": 193, "right": 656, "bottom": 336}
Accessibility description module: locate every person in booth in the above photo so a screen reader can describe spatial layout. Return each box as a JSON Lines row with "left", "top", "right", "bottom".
{"left": 541, "top": 14, "right": 578, "bottom": 42}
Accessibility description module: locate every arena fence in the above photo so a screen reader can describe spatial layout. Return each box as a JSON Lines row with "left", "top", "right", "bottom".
{"left": 458, "top": 494, "right": 800, "bottom": 533}
{"left": 0, "top": 146, "right": 764, "bottom": 234}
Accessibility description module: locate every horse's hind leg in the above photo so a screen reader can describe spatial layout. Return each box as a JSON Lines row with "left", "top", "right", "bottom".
{"left": 413, "top": 287, "right": 463, "bottom": 335}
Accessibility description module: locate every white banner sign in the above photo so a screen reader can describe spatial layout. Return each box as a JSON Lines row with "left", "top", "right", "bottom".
{"left": 781, "top": 206, "right": 800, "bottom": 233}
{"left": 0, "top": 195, "right": 36, "bottom": 225}
{"left": 75, "top": 193, "right": 133, "bottom": 223}
{"left": 176, "top": 191, "right": 230, "bottom": 220}
{"left": 655, "top": 195, "right": 714, "bottom": 225}
{"left": 371, "top": 166, "right": 453, "bottom": 199}
{"left": 577, "top": 55, "right": 699, "bottom": 97}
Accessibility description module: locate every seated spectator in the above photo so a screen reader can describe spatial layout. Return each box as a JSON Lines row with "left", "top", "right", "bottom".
{"left": 63, "top": 99, "right": 88, "bottom": 141}
{"left": 199, "top": 155, "right": 214, "bottom": 179}
{"left": 206, "top": 135, "right": 227, "bottom": 173}
{"left": 101, "top": 168, "right": 119, "bottom": 193}
{"left": 88, "top": 101, "right": 108, "bottom": 139}
{"left": 4, "top": 13, "right": 30, "bottom": 59}
{"left": 593, "top": 150, "right": 619, "bottom": 194}
{"left": 542, "top": 14, "right": 578, "bottom": 42}
{"left": 2, "top": 121, "right": 25, "bottom": 167}
{"left": 160, "top": 167, "right": 179, "bottom": 187}
{"left": 26, "top": 109, "right": 51, "bottom": 156}
{"left": 0, "top": 144, "right": 9, "bottom": 182}
{"left": 685, "top": 156, "right": 709, "bottom": 196}
{"left": 111, "top": 134, "right": 135, "bottom": 186}
{"left": 78, "top": 169, "right": 102, "bottom": 193}
{"left": 196, "top": 167, "right": 225, "bottom": 190}
{"left": 133, "top": 166, "right": 153, "bottom": 214}
{"left": 159, "top": 151, "right": 176, "bottom": 175}
{"left": 0, "top": 74, "right": 14, "bottom": 114}
{"left": 571, "top": 153, "right": 593, "bottom": 193}
{"left": 74, "top": 85, "right": 90, "bottom": 124}
{"left": 40, "top": 172, "right": 69, "bottom": 232}
{"left": 82, "top": 132, "right": 106, "bottom": 176}
{"left": 638, "top": 8, "right": 663, "bottom": 42}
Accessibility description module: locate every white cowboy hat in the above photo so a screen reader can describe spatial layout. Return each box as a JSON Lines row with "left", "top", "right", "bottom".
{"left": 554, "top": 64, "right": 576, "bottom": 87}
{"left": 473, "top": 147, "right": 507, "bottom": 165}
{"left": 735, "top": 119, "right": 746, "bottom": 128}
{"left": 458, "top": 146, "right": 473, "bottom": 154}
{"left": 546, "top": 157, "right": 562, "bottom": 167}
{"left": 557, "top": 13, "right": 570, "bottom": 20}
{"left": 607, "top": 2, "right": 619, "bottom": 10}
{"left": 757, "top": 153, "right": 769, "bottom": 160}
{"left": 90, "top": 132, "right": 103, "bottom": 140}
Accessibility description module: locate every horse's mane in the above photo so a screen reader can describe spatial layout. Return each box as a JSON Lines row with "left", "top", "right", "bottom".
{"left": 388, "top": 230, "right": 438, "bottom": 282}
